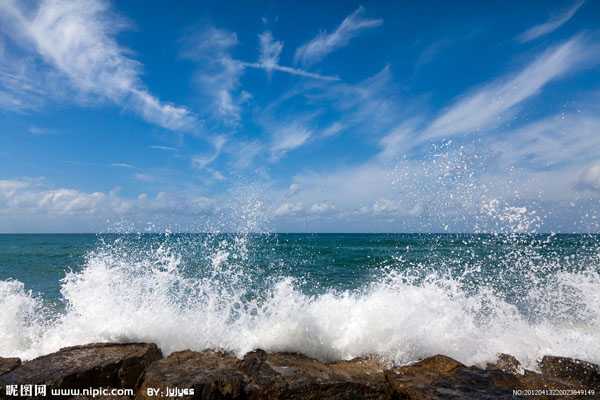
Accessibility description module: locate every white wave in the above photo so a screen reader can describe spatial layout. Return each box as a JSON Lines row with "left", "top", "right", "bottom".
{"left": 1, "top": 238, "right": 599, "bottom": 370}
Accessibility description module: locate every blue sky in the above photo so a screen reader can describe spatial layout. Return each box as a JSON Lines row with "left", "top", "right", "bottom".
{"left": 1, "top": 0, "right": 600, "bottom": 233}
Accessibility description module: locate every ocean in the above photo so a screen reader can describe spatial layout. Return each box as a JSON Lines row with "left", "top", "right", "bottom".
{"left": 1, "top": 233, "right": 599, "bottom": 370}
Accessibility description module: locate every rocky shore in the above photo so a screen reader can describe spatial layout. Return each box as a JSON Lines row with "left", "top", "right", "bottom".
{"left": 1, "top": 343, "right": 599, "bottom": 399}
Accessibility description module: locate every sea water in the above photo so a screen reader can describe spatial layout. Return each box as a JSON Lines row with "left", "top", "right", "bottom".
{"left": 1, "top": 232, "right": 599, "bottom": 370}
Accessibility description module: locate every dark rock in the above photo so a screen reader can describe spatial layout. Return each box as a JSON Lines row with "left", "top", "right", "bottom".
{"left": 4, "top": 343, "right": 600, "bottom": 400}
{"left": 539, "top": 355, "right": 600, "bottom": 388}
{"left": 0, "top": 357, "right": 21, "bottom": 376}
{"left": 136, "top": 350, "right": 246, "bottom": 400}
{"left": 385, "top": 354, "right": 515, "bottom": 399}
{"left": 0, "top": 342, "right": 162, "bottom": 398}
{"left": 240, "top": 350, "right": 391, "bottom": 399}
{"left": 487, "top": 353, "right": 523, "bottom": 376}
{"left": 138, "top": 349, "right": 391, "bottom": 399}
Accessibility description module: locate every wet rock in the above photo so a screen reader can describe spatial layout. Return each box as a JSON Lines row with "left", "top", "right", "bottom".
{"left": 385, "top": 354, "right": 515, "bottom": 399}
{"left": 3, "top": 343, "right": 600, "bottom": 400}
{"left": 539, "top": 355, "right": 600, "bottom": 388}
{"left": 240, "top": 350, "right": 391, "bottom": 399}
{"left": 0, "top": 342, "right": 162, "bottom": 395}
{"left": 136, "top": 350, "right": 246, "bottom": 400}
{"left": 487, "top": 353, "right": 524, "bottom": 376}
{"left": 0, "top": 357, "right": 21, "bottom": 376}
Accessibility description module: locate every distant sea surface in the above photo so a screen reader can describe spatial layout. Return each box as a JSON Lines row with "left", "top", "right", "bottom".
{"left": 1, "top": 233, "right": 599, "bottom": 369}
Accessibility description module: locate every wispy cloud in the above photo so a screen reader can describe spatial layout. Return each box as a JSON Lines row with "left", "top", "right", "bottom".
{"left": 577, "top": 163, "right": 600, "bottom": 192}
{"left": 241, "top": 31, "right": 339, "bottom": 81}
{"left": 294, "top": 6, "right": 382, "bottom": 66}
{"left": 149, "top": 145, "right": 178, "bottom": 152}
{"left": 321, "top": 122, "right": 345, "bottom": 138}
{"left": 270, "top": 123, "right": 312, "bottom": 161}
{"left": 258, "top": 31, "right": 283, "bottom": 74}
{"left": 423, "top": 36, "right": 589, "bottom": 140}
{"left": 241, "top": 62, "right": 339, "bottom": 81}
{"left": 183, "top": 27, "right": 245, "bottom": 125}
{"left": 192, "top": 135, "right": 227, "bottom": 169}
{"left": 494, "top": 112, "right": 600, "bottom": 169}
{"left": 518, "top": 0, "right": 585, "bottom": 43}
{"left": 0, "top": 0, "right": 197, "bottom": 131}
{"left": 110, "top": 163, "right": 136, "bottom": 169}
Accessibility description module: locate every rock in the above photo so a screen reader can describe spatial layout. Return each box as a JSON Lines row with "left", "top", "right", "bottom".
{"left": 0, "top": 342, "right": 162, "bottom": 396}
{"left": 385, "top": 354, "right": 515, "bottom": 399}
{"left": 138, "top": 349, "right": 391, "bottom": 399}
{"left": 487, "top": 354, "right": 524, "bottom": 376}
{"left": 0, "top": 357, "right": 21, "bottom": 376}
{"left": 136, "top": 350, "right": 246, "bottom": 400}
{"left": 240, "top": 350, "right": 391, "bottom": 399}
{"left": 4, "top": 343, "right": 600, "bottom": 400}
{"left": 539, "top": 355, "right": 600, "bottom": 388}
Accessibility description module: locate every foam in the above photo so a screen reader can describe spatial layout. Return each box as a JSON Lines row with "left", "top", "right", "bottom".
{"left": 1, "top": 237, "right": 599, "bottom": 370}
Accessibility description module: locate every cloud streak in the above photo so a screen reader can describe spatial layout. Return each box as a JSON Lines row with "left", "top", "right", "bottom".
{"left": 423, "top": 36, "right": 589, "bottom": 140}
{"left": 518, "top": 0, "right": 585, "bottom": 43}
{"left": 294, "top": 6, "right": 382, "bottom": 66}
{"left": 241, "top": 31, "right": 339, "bottom": 81}
{"left": 0, "top": 0, "right": 197, "bottom": 131}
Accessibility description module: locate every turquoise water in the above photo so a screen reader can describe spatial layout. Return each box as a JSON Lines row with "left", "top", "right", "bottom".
{"left": 1, "top": 233, "right": 600, "bottom": 367}
{"left": 1, "top": 233, "right": 598, "bottom": 300}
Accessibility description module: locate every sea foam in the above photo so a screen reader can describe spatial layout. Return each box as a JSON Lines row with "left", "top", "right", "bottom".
{"left": 1, "top": 234, "right": 599, "bottom": 370}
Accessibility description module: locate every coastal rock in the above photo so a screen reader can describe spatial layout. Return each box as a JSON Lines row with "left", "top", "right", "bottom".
{"left": 3, "top": 343, "right": 600, "bottom": 400}
{"left": 137, "top": 350, "right": 246, "bottom": 399}
{"left": 539, "top": 355, "right": 600, "bottom": 388}
{"left": 240, "top": 350, "right": 390, "bottom": 399}
{"left": 138, "top": 349, "right": 391, "bottom": 399}
{"left": 487, "top": 353, "right": 524, "bottom": 376}
{"left": 385, "top": 354, "right": 516, "bottom": 399}
{"left": 0, "top": 342, "right": 162, "bottom": 395}
{"left": 0, "top": 357, "right": 21, "bottom": 376}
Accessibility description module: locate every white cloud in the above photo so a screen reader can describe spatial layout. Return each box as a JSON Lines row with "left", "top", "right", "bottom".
{"left": 423, "top": 37, "right": 589, "bottom": 140}
{"left": 493, "top": 112, "right": 600, "bottom": 169}
{"left": 321, "top": 122, "right": 344, "bottom": 137}
{"left": 226, "top": 140, "right": 265, "bottom": 170}
{"left": 258, "top": 31, "right": 283, "bottom": 73}
{"left": 269, "top": 123, "right": 312, "bottom": 161}
{"left": 518, "top": 0, "right": 585, "bottom": 43}
{"left": 0, "top": 179, "right": 217, "bottom": 230}
{"left": 294, "top": 6, "right": 382, "bottom": 66}
{"left": 111, "top": 163, "right": 135, "bottom": 169}
{"left": 0, "top": 179, "right": 106, "bottom": 215}
{"left": 241, "top": 31, "right": 339, "bottom": 81}
{"left": 241, "top": 61, "right": 339, "bottom": 81}
{"left": 308, "top": 202, "right": 336, "bottom": 215}
{"left": 304, "top": 65, "right": 398, "bottom": 133}
{"left": 133, "top": 173, "right": 155, "bottom": 183}
{"left": 577, "top": 163, "right": 600, "bottom": 191}
{"left": 0, "top": 0, "right": 197, "bottom": 131}
{"left": 274, "top": 202, "right": 304, "bottom": 217}
{"left": 192, "top": 135, "right": 227, "bottom": 169}
{"left": 149, "top": 145, "right": 177, "bottom": 152}
{"left": 183, "top": 27, "right": 244, "bottom": 125}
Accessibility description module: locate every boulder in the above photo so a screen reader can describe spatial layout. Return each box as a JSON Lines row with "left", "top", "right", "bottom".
{"left": 240, "top": 350, "right": 390, "bottom": 399}
{"left": 487, "top": 354, "right": 523, "bottom": 376}
{"left": 384, "top": 354, "right": 515, "bottom": 399}
{"left": 0, "top": 342, "right": 162, "bottom": 396}
{"left": 138, "top": 349, "right": 391, "bottom": 400}
{"left": 539, "top": 355, "right": 600, "bottom": 388}
{"left": 0, "top": 357, "right": 21, "bottom": 376}
{"left": 136, "top": 350, "right": 246, "bottom": 400}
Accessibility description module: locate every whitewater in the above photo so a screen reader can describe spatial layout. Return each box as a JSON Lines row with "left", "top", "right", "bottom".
{"left": 1, "top": 230, "right": 599, "bottom": 371}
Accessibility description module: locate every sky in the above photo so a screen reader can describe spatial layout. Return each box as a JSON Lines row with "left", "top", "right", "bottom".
{"left": 1, "top": 0, "right": 600, "bottom": 233}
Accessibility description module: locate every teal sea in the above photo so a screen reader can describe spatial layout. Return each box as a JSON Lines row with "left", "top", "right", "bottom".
{"left": 1, "top": 233, "right": 599, "bottom": 368}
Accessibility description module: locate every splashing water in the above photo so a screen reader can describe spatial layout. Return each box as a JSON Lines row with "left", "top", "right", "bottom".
{"left": 2, "top": 148, "right": 600, "bottom": 369}
{"left": 1, "top": 230, "right": 599, "bottom": 370}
